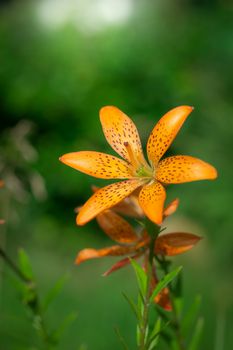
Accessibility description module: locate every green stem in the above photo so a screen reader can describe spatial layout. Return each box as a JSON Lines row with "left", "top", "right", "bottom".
{"left": 158, "top": 256, "right": 185, "bottom": 350}
{"left": 0, "top": 246, "right": 30, "bottom": 283}
{"left": 139, "top": 222, "right": 160, "bottom": 350}
{"left": 0, "top": 247, "right": 55, "bottom": 349}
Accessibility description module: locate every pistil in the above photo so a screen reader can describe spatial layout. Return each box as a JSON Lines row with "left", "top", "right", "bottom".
{"left": 124, "top": 141, "right": 141, "bottom": 170}
{"left": 124, "top": 141, "right": 153, "bottom": 178}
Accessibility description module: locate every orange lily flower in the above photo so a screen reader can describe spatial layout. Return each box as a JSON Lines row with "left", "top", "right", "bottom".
{"left": 75, "top": 201, "right": 201, "bottom": 271}
{"left": 60, "top": 106, "right": 217, "bottom": 225}
{"left": 75, "top": 201, "right": 200, "bottom": 310}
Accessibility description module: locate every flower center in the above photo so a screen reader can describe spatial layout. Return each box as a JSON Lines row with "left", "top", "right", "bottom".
{"left": 136, "top": 166, "right": 153, "bottom": 177}
{"left": 123, "top": 141, "right": 153, "bottom": 178}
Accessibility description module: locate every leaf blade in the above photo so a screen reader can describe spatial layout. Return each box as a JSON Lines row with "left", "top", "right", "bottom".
{"left": 150, "top": 266, "right": 182, "bottom": 303}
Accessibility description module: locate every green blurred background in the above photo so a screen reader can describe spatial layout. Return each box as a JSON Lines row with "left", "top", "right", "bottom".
{"left": 0, "top": 0, "right": 232, "bottom": 349}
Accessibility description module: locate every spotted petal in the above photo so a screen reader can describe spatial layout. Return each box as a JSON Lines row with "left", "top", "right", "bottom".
{"left": 59, "top": 151, "right": 133, "bottom": 179}
{"left": 77, "top": 179, "right": 145, "bottom": 225}
{"left": 75, "top": 245, "right": 135, "bottom": 264}
{"left": 147, "top": 106, "right": 193, "bottom": 165}
{"left": 139, "top": 182, "right": 166, "bottom": 225}
{"left": 93, "top": 186, "right": 144, "bottom": 218}
{"left": 100, "top": 106, "right": 147, "bottom": 166}
{"left": 155, "top": 232, "right": 202, "bottom": 256}
{"left": 156, "top": 155, "right": 218, "bottom": 184}
{"left": 96, "top": 210, "right": 138, "bottom": 244}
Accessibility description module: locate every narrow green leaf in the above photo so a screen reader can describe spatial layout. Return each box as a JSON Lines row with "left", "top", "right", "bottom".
{"left": 181, "top": 295, "right": 202, "bottom": 335}
{"left": 42, "top": 274, "right": 68, "bottom": 312}
{"left": 52, "top": 312, "right": 77, "bottom": 341}
{"left": 130, "top": 258, "right": 147, "bottom": 295}
{"left": 172, "top": 271, "right": 183, "bottom": 316}
{"left": 148, "top": 318, "right": 161, "bottom": 350}
{"left": 136, "top": 324, "right": 141, "bottom": 346}
{"left": 155, "top": 304, "right": 170, "bottom": 322}
{"left": 215, "top": 310, "right": 226, "bottom": 350}
{"left": 148, "top": 318, "right": 172, "bottom": 350}
{"left": 18, "top": 248, "right": 34, "bottom": 280}
{"left": 188, "top": 317, "right": 204, "bottom": 350}
{"left": 122, "top": 292, "right": 140, "bottom": 321}
{"left": 137, "top": 293, "right": 144, "bottom": 326}
{"left": 150, "top": 266, "right": 183, "bottom": 303}
{"left": 114, "top": 326, "right": 130, "bottom": 350}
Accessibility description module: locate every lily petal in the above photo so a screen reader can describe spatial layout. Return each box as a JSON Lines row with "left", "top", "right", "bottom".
{"left": 112, "top": 194, "right": 144, "bottom": 218}
{"left": 139, "top": 182, "right": 166, "bottom": 225}
{"left": 93, "top": 186, "right": 144, "bottom": 218}
{"left": 59, "top": 151, "right": 133, "bottom": 179}
{"left": 96, "top": 210, "right": 139, "bottom": 243}
{"left": 77, "top": 179, "right": 145, "bottom": 225}
{"left": 100, "top": 106, "right": 147, "bottom": 166}
{"left": 147, "top": 106, "right": 193, "bottom": 165}
{"left": 102, "top": 254, "right": 141, "bottom": 276}
{"left": 155, "top": 232, "right": 202, "bottom": 256}
{"left": 150, "top": 266, "right": 172, "bottom": 311}
{"left": 163, "top": 198, "right": 179, "bottom": 218}
{"left": 75, "top": 245, "right": 134, "bottom": 264}
{"left": 156, "top": 155, "right": 218, "bottom": 184}
{"left": 91, "top": 186, "right": 144, "bottom": 218}
{"left": 154, "top": 287, "right": 172, "bottom": 311}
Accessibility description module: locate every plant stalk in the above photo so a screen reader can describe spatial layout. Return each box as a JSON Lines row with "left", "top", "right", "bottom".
{"left": 0, "top": 246, "right": 30, "bottom": 283}
{"left": 158, "top": 255, "right": 185, "bottom": 350}
{"left": 139, "top": 223, "right": 160, "bottom": 350}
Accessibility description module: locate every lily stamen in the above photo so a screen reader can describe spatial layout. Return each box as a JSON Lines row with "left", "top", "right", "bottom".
{"left": 123, "top": 141, "right": 141, "bottom": 170}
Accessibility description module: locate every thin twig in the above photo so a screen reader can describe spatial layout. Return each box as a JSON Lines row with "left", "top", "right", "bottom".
{"left": 0, "top": 247, "right": 30, "bottom": 283}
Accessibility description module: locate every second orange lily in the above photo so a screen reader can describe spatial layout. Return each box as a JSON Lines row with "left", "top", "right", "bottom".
{"left": 60, "top": 106, "right": 217, "bottom": 225}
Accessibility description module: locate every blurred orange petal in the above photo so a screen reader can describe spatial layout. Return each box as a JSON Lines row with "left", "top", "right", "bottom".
{"left": 112, "top": 194, "right": 144, "bottom": 218}
{"left": 76, "top": 245, "right": 135, "bottom": 264}
{"left": 139, "top": 182, "right": 166, "bottom": 225}
{"left": 147, "top": 106, "right": 193, "bottom": 165}
{"left": 100, "top": 106, "right": 147, "bottom": 166}
{"left": 59, "top": 151, "right": 133, "bottom": 179}
{"left": 96, "top": 210, "right": 138, "bottom": 243}
{"left": 155, "top": 232, "right": 202, "bottom": 256}
{"left": 0, "top": 219, "right": 5, "bottom": 225}
{"left": 102, "top": 254, "right": 141, "bottom": 276}
{"left": 0, "top": 180, "right": 4, "bottom": 188}
{"left": 77, "top": 179, "right": 144, "bottom": 225}
{"left": 150, "top": 267, "right": 172, "bottom": 311}
{"left": 156, "top": 155, "right": 218, "bottom": 184}
{"left": 163, "top": 198, "right": 179, "bottom": 217}
{"left": 154, "top": 287, "right": 172, "bottom": 311}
